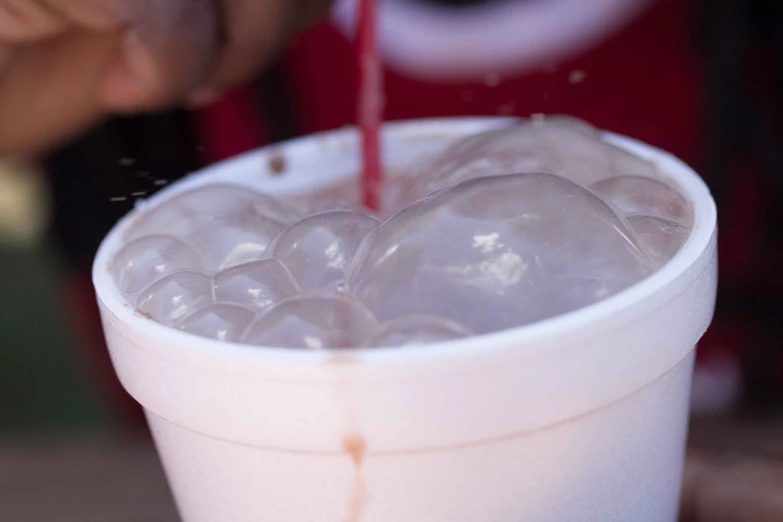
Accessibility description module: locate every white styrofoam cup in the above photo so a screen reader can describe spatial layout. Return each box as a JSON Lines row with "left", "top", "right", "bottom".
{"left": 93, "top": 118, "right": 718, "bottom": 522}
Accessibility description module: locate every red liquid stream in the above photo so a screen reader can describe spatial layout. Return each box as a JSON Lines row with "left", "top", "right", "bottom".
{"left": 358, "top": 0, "right": 383, "bottom": 211}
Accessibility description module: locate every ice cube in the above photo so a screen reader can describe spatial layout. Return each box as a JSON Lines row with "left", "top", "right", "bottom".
{"left": 241, "top": 294, "right": 377, "bottom": 349}
{"left": 324, "top": 279, "right": 350, "bottom": 295}
{"left": 404, "top": 116, "right": 658, "bottom": 202}
{"left": 287, "top": 179, "right": 360, "bottom": 214}
{"left": 348, "top": 173, "right": 654, "bottom": 334}
{"left": 111, "top": 235, "right": 205, "bottom": 295}
{"left": 366, "top": 315, "right": 473, "bottom": 347}
{"left": 178, "top": 303, "right": 256, "bottom": 342}
{"left": 402, "top": 127, "right": 513, "bottom": 203}
{"left": 590, "top": 176, "right": 692, "bottom": 225}
{"left": 271, "top": 210, "right": 381, "bottom": 292}
{"left": 213, "top": 259, "right": 300, "bottom": 310}
{"left": 186, "top": 206, "right": 286, "bottom": 270}
{"left": 380, "top": 171, "right": 423, "bottom": 216}
{"left": 307, "top": 199, "right": 365, "bottom": 215}
{"left": 135, "top": 270, "right": 213, "bottom": 325}
{"left": 127, "top": 183, "right": 300, "bottom": 240}
{"left": 627, "top": 215, "right": 689, "bottom": 267}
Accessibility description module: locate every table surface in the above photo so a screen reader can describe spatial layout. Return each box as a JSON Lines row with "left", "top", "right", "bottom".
{"left": 3, "top": 417, "right": 781, "bottom": 522}
{"left": 1, "top": 433, "right": 179, "bottom": 522}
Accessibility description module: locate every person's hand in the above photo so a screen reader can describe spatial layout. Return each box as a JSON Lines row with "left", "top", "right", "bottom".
{"left": 0, "top": 0, "right": 332, "bottom": 155}
{"left": 681, "top": 447, "right": 783, "bottom": 521}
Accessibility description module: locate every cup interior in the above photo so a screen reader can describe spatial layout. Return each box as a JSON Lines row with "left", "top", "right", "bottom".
{"left": 92, "top": 117, "right": 717, "bottom": 365}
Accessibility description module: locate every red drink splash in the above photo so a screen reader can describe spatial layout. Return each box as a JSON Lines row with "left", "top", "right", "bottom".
{"left": 358, "top": 0, "right": 383, "bottom": 211}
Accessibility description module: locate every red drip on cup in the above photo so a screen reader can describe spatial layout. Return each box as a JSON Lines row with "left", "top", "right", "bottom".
{"left": 358, "top": 0, "right": 383, "bottom": 211}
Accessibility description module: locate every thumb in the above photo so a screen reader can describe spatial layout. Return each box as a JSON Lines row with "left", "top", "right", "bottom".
{"left": 0, "top": 43, "right": 10, "bottom": 71}
{"left": 100, "top": 0, "right": 219, "bottom": 112}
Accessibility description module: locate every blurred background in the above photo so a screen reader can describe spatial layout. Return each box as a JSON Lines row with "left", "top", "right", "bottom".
{"left": 2, "top": 0, "right": 782, "bottom": 519}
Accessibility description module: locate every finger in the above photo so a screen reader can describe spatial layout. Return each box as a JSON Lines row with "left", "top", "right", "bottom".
{"left": 0, "top": 43, "right": 10, "bottom": 69}
{"left": 192, "top": 0, "right": 333, "bottom": 100}
{"left": 0, "top": 30, "right": 117, "bottom": 155}
{"left": 42, "top": 0, "right": 131, "bottom": 30}
{"left": 33, "top": 0, "right": 218, "bottom": 111}
{"left": 681, "top": 450, "right": 783, "bottom": 522}
{"left": 0, "top": 0, "right": 67, "bottom": 41}
{"left": 99, "top": 0, "right": 220, "bottom": 112}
